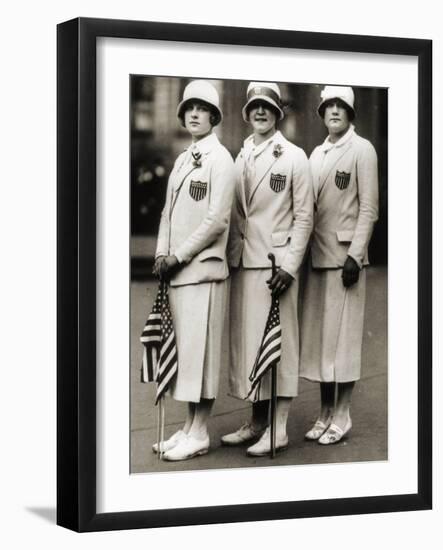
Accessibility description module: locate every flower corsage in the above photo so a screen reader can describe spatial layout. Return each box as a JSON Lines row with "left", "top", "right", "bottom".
{"left": 273, "top": 144, "right": 283, "bottom": 158}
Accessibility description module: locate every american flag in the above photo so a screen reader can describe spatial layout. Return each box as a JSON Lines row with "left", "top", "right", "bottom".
{"left": 247, "top": 295, "right": 282, "bottom": 401}
{"left": 140, "top": 283, "right": 178, "bottom": 404}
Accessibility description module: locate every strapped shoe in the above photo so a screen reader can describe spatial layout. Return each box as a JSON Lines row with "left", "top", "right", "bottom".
{"left": 305, "top": 417, "right": 332, "bottom": 440}
{"left": 221, "top": 422, "right": 266, "bottom": 446}
{"left": 162, "top": 434, "right": 210, "bottom": 461}
{"left": 318, "top": 416, "right": 352, "bottom": 445}
{"left": 152, "top": 429, "right": 186, "bottom": 454}
{"left": 246, "top": 427, "right": 288, "bottom": 457}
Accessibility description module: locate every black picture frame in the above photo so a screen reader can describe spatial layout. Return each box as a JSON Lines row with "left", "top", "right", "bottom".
{"left": 57, "top": 17, "right": 432, "bottom": 532}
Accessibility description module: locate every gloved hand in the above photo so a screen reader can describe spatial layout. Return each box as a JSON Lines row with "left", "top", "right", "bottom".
{"left": 266, "top": 268, "right": 294, "bottom": 297}
{"left": 342, "top": 256, "right": 360, "bottom": 288}
{"left": 152, "top": 256, "right": 166, "bottom": 280}
{"left": 152, "top": 255, "right": 181, "bottom": 281}
{"left": 161, "top": 255, "right": 181, "bottom": 280}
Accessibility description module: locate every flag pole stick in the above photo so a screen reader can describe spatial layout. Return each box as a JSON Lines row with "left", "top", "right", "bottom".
{"left": 333, "top": 285, "right": 348, "bottom": 417}
{"left": 159, "top": 396, "right": 165, "bottom": 460}
{"left": 156, "top": 398, "right": 161, "bottom": 461}
{"left": 270, "top": 360, "right": 277, "bottom": 459}
{"left": 268, "top": 253, "right": 277, "bottom": 459}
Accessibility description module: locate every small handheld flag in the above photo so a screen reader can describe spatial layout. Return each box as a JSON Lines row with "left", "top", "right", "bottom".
{"left": 140, "top": 282, "right": 178, "bottom": 405}
{"left": 247, "top": 253, "right": 281, "bottom": 458}
{"left": 247, "top": 254, "right": 282, "bottom": 403}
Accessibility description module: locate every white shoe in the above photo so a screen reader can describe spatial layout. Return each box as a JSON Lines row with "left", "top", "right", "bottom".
{"left": 221, "top": 423, "right": 265, "bottom": 446}
{"left": 318, "top": 416, "right": 352, "bottom": 445}
{"left": 305, "top": 417, "right": 332, "bottom": 440}
{"left": 246, "top": 427, "right": 288, "bottom": 457}
{"left": 152, "top": 429, "right": 186, "bottom": 454}
{"left": 162, "top": 434, "right": 210, "bottom": 461}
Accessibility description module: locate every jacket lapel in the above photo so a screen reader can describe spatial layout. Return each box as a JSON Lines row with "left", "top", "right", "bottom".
{"left": 317, "top": 128, "right": 355, "bottom": 195}
{"left": 170, "top": 140, "right": 214, "bottom": 216}
{"left": 236, "top": 155, "right": 248, "bottom": 215}
{"left": 318, "top": 141, "right": 352, "bottom": 194}
{"left": 247, "top": 133, "right": 283, "bottom": 206}
{"left": 248, "top": 157, "right": 278, "bottom": 206}
{"left": 169, "top": 165, "right": 197, "bottom": 216}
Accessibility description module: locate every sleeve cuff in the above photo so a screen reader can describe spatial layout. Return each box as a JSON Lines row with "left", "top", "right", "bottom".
{"left": 174, "top": 251, "right": 186, "bottom": 264}
{"left": 281, "top": 262, "right": 297, "bottom": 279}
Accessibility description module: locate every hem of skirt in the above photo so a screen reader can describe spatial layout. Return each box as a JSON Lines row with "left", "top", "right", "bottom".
{"left": 170, "top": 393, "right": 217, "bottom": 403}
{"left": 227, "top": 391, "right": 248, "bottom": 401}
{"left": 299, "top": 375, "right": 360, "bottom": 383}
{"left": 227, "top": 391, "right": 298, "bottom": 402}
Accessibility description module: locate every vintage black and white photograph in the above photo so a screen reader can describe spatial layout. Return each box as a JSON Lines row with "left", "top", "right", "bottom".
{"left": 130, "top": 76, "right": 387, "bottom": 473}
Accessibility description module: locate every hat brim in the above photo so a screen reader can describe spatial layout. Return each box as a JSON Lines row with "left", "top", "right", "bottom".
{"left": 176, "top": 98, "right": 223, "bottom": 123}
{"left": 242, "top": 96, "right": 284, "bottom": 122}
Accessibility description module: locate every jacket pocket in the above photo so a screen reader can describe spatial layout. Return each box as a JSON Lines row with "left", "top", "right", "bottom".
{"left": 198, "top": 248, "right": 224, "bottom": 262}
{"left": 336, "top": 230, "right": 354, "bottom": 243}
{"left": 271, "top": 231, "right": 291, "bottom": 247}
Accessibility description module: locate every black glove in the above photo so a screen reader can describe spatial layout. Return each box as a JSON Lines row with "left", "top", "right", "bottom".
{"left": 342, "top": 256, "right": 360, "bottom": 288}
{"left": 266, "top": 268, "right": 294, "bottom": 297}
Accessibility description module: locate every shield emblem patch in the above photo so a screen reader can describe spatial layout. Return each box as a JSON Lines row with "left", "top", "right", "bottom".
{"left": 335, "top": 170, "right": 351, "bottom": 190}
{"left": 270, "top": 173, "right": 286, "bottom": 193}
{"left": 189, "top": 180, "right": 208, "bottom": 201}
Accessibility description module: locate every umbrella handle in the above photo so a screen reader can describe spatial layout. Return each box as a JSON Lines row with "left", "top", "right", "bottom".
{"left": 267, "top": 253, "right": 277, "bottom": 278}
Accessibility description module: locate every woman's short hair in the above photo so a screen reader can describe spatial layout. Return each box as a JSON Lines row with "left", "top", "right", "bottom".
{"left": 318, "top": 98, "right": 355, "bottom": 121}
{"left": 178, "top": 99, "right": 222, "bottom": 128}
{"left": 245, "top": 100, "right": 281, "bottom": 123}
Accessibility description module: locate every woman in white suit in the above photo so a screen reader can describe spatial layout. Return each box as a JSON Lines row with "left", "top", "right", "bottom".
{"left": 153, "top": 80, "right": 235, "bottom": 461}
{"left": 221, "top": 82, "right": 313, "bottom": 456}
{"left": 300, "top": 86, "right": 379, "bottom": 445}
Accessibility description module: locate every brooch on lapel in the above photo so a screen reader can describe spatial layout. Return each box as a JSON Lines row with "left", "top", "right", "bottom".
{"left": 189, "top": 180, "right": 207, "bottom": 201}
{"left": 272, "top": 144, "right": 284, "bottom": 158}
{"left": 192, "top": 150, "right": 202, "bottom": 168}
{"left": 335, "top": 170, "right": 351, "bottom": 190}
{"left": 270, "top": 173, "right": 286, "bottom": 193}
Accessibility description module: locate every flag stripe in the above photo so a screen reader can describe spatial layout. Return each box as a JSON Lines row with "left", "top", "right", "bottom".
{"left": 157, "top": 356, "right": 178, "bottom": 384}
{"left": 255, "top": 339, "right": 281, "bottom": 372}
{"left": 260, "top": 326, "right": 281, "bottom": 349}
{"left": 251, "top": 347, "right": 281, "bottom": 386}
{"left": 159, "top": 333, "right": 175, "bottom": 363}
{"left": 156, "top": 367, "right": 177, "bottom": 402}
{"left": 252, "top": 348, "right": 281, "bottom": 382}
{"left": 140, "top": 334, "right": 161, "bottom": 343}
{"left": 158, "top": 346, "right": 177, "bottom": 376}
{"left": 142, "top": 325, "right": 161, "bottom": 333}
{"left": 251, "top": 326, "right": 281, "bottom": 377}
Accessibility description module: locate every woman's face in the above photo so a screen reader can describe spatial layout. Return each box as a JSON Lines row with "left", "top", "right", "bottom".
{"left": 184, "top": 101, "right": 213, "bottom": 140}
{"left": 323, "top": 100, "right": 351, "bottom": 139}
{"left": 248, "top": 100, "right": 277, "bottom": 135}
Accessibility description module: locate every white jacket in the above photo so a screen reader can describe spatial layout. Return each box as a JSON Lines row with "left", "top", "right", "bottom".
{"left": 228, "top": 130, "right": 313, "bottom": 278}
{"left": 156, "top": 132, "right": 236, "bottom": 286}
{"left": 309, "top": 125, "right": 379, "bottom": 269}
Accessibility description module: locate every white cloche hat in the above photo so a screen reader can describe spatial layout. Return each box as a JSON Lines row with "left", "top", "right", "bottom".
{"left": 176, "top": 80, "right": 223, "bottom": 124}
{"left": 317, "top": 85, "right": 355, "bottom": 119}
{"left": 242, "top": 82, "right": 284, "bottom": 122}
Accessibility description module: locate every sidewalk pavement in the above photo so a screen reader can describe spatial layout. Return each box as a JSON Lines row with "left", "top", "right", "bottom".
{"left": 131, "top": 266, "right": 387, "bottom": 473}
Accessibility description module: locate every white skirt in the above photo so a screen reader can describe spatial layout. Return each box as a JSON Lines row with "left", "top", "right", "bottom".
{"left": 299, "top": 267, "right": 367, "bottom": 383}
{"left": 229, "top": 267, "right": 300, "bottom": 401}
{"left": 168, "top": 279, "right": 228, "bottom": 403}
